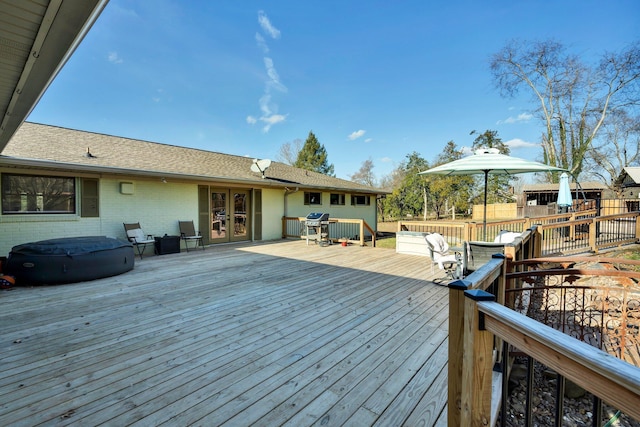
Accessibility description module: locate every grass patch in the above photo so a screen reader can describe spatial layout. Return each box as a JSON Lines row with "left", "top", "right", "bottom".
{"left": 376, "top": 237, "right": 396, "bottom": 249}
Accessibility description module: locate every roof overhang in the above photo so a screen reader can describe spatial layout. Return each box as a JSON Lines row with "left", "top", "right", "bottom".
{"left": 0, "top": 155, "right": 389, "bottom": 194}
{"left": 0, "top": 0, "right": 109, "bottom": 149}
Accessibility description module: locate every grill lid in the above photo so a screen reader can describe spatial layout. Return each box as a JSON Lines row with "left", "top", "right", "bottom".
{"left": 306, "top": 212, "right": 329, "bottom": 221}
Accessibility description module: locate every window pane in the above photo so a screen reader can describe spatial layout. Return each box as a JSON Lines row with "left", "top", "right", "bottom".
{"left": 305, "top": 192, "right": 321, "bottom": 205}
{"left": 2, "top": 174, "right": 76, "bottom": 214}
{"left": 330, "top": 193, "right": 345, "bottom": 205}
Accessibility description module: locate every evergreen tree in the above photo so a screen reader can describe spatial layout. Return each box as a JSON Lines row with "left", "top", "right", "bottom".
{"left": 294, "top": 131, "right": 335, "bottom": 176}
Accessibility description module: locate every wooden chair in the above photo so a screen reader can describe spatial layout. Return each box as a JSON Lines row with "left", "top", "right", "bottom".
{"left": 179, "top": 220, "right": 204, "bottom": 251}
{"left": 123, "top": 222, "right": 156, "bottom": 259}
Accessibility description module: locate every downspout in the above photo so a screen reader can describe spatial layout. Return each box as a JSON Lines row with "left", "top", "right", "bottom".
{"left": 284, "top": 187, "right": 299, "bottom": 217}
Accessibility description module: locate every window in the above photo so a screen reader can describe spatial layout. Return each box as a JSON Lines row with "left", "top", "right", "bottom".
{"left": 330, "top": 193, "right": 345, "bottom": 205}
{"left": 351, "top": 194, "right": 370, "bottom": 206}
{"left": 304, "top": 191, "right": 322, "bottom": 205}
{"left": 2, "top": 173, "right": 76, "bottom": 214}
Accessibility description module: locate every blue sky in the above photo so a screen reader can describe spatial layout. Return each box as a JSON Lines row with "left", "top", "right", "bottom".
{"left": 28, "top": 0, "right": 639, "bottom": 181}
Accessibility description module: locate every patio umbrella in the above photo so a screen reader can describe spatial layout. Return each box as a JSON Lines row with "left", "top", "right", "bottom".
{"left": 557, "top": 172, "right": 573, "bottom": 212}
{"left": 419, "top": 148, "right": 566, "bottom": 240}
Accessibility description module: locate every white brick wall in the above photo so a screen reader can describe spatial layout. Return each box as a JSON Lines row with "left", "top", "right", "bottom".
{"left": 0, "top": 177, "right": 198, "bottom": 255}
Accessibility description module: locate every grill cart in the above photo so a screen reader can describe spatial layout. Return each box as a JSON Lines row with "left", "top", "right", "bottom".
{"left": 304, "top": 212, "right": 331, "bottom": 246}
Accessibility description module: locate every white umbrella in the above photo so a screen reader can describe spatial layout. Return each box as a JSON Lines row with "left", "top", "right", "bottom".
{"left": 557, "top": 172, "right": 573, "bottom": 211}
{"left": 419, "top": 148, "right": 566, "bottom": 240}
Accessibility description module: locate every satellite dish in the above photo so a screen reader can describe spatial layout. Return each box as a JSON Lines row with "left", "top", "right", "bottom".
{"left": 250, "top": 158, "right": 272, "bottom": 178}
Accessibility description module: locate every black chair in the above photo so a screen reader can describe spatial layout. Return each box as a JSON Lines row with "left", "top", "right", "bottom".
{"left": 179, "top": 220, "right": 204, "bottom": 251}
{"left": 123, "top": 222, "right": 156, "bottom": 259}
{"left": 462, "top": 241, "right": 506, "bottom": 276}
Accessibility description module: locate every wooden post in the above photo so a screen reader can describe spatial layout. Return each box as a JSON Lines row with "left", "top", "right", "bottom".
{"left": 448, "top": 279, "right": 472, "bottom": 427}
{"left": 590, "top": 219, "right": 598, "bottom": 253}
{"left": 635, "top": 213, "right": 640, "bottom": 242}
{"left": 461, "top": 289, "right": 495, "bottom": 427}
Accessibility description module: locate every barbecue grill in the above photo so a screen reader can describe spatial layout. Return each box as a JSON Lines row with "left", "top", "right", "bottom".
{"left": 305, "top": 212, "right": 330, "bottom": 245}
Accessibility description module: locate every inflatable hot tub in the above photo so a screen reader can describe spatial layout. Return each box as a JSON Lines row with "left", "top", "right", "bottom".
{"left": 4, "top": 236, "right": 135, "bottom": 285}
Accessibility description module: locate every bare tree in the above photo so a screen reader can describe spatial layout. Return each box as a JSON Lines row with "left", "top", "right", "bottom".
{"left": 276, "top": 138, "right": 303, "bottom": 165}
{"left": 587, "top": 109, "right": 640, "bottom": 195}
{"left": 490, "top": 39, "right": 640, "bottom": 181}
{"left": 349, "top": 158, "right": 376, "bottom": 187}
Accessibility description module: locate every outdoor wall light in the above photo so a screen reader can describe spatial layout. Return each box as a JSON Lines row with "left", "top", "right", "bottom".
{"left": 161, "top": 177, "right": 167, "bottom": 184}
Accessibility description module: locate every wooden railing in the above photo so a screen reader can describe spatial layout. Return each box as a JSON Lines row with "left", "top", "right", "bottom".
{"left": 282, "top": 216, "right": 376, "bottom": 247}
{"left": 398, "top": 209, "right": 637, "bottom": 255}
{"left": 448, "top": 246, "right": 640, "bottom": 425}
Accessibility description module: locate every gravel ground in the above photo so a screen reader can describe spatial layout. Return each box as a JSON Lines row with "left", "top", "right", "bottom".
{"left": 502, "top": 358, "right": 639, "bottom": 426}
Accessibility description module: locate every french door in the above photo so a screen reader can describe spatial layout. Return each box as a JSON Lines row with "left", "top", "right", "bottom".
{"left": 209, "top": 188, "right": 250, "bottom": 243}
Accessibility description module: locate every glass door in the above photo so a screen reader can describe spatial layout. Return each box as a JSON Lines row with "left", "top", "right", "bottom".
{"left": 209, "top": 188, "right": 251, "bottom": 243}
{"left": 211, "top": 189, "right": 228, "bottom": 242}
{"left": 231, "top": 190, "right": 249, "bottom": 242}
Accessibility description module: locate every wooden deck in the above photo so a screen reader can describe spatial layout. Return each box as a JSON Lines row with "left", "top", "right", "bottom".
{"left": 0, "top": 240, "right": 450, "bottom": 426}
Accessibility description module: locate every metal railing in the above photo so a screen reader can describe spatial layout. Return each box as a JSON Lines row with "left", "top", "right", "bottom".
{"left": 448, "top": 247, "right": 640, "bottom": 426}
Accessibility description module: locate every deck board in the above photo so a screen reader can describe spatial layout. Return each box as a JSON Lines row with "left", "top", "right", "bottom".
{"left": 0, "top": 240, "right": 450, "bottom": 426}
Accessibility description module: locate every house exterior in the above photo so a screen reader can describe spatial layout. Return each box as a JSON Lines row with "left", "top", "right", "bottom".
{"left": 0, "top": 122, "right": 385, "bottom": 255}
{"left": 617, "top": 167, "right": 640, "bottom": 198}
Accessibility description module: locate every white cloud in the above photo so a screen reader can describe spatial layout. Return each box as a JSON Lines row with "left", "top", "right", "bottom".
{"left": 264, "top": 57, "right": 287, "bottom": 92}
{"left": 248, "top": 11, "right": 287, "bottom": 133}
{"left": 348, "top": 130, "right": 366, "bottom": 140}
{"left": 260, "top": 114, "right": 287, "bottom": 132}
{"left": 108, "top": 52, "right": 123, "bottom": 64}
{"left": 505, "top": 138, "right": 540, "bottom": 149}
{"left": 258, "top": 10, "right": 281, "bottom": 39}
{"left": 380, "top": 157, "right": 392, "bottom": 163}
{"left": 364, "top": 138, "right": 373, "bottom": 143}
{"left": 255, "top": 33, "right": 269, "bottom": 54}
{"left": 497, "top": 113, "right": 533, "bottom": 125}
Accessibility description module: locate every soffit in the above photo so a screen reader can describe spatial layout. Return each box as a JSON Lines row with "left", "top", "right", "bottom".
{"left": 0, "top": 0, "right": 108, "bottom": 149}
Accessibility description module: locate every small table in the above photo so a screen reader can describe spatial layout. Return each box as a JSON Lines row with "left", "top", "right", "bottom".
{"left": 154, "top": 235, "right": 180, "bottom": 255}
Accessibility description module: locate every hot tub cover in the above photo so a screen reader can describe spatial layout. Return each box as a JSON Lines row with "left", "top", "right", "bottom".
{"left": 5, "top": 236, "right": 135, "bottom": 285}
{"left": 9, "top": 236, "right": 132, "bottom": 256}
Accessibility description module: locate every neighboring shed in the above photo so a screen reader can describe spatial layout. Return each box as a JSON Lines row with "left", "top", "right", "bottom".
{"left": 617, "top": 167, "right": 640, "bottom": 198}
{"left": 521, "top": 180, "right": 609, "bottom": 208}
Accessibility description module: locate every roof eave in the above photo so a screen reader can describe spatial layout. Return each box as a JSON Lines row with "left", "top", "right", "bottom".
{"left": 0, "top": 0, "right": 109, "bottom": 149}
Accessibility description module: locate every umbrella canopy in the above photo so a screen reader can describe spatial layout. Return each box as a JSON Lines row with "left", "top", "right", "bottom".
{"left": 557, "top": 172, "right": 573, "bottom": 209}
{"left": 419, "top": 148, "right": 566, "bottom": 239}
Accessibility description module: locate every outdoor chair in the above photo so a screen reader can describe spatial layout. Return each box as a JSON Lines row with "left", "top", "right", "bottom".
{"left": 424, "top": 232, "right": 461, "bottom": 281}
{"left": 123, "top": 222, "right": 156, "bottom": 259}
{"left": 179, "top": 220, "right": 204, "bottom": 251}
{"left": 462, "top": 241, "right": 506, "bottom": 276}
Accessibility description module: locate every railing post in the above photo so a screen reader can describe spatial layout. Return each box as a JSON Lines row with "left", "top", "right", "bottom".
{"left": 532, "top": 226, "right": 543, "bottom": 258}
{"left": 461, "top": 289, "right": 495, "bottom": 427}
{"left": 448, "top": 279, "right": 472, "bottom": 427}
{"left": 282, "top": 216, "right": 286, "bottom": 238}
{"left": 589, "top": 219, "right": 598, "bottom": 253}
{"left": 359, "top": 220, "right": 365, "bottom": 246}
{"left": 635, "top": 213, "right": 640, "bottom": 242}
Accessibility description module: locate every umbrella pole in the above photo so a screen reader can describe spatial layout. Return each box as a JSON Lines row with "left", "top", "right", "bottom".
{"left": 483, "top": 170, "right": 488, "bottom": 241}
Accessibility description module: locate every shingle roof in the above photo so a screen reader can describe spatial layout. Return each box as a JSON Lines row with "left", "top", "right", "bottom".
{"left": 1, "top": 122, "right": 386, "bottom": 194}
